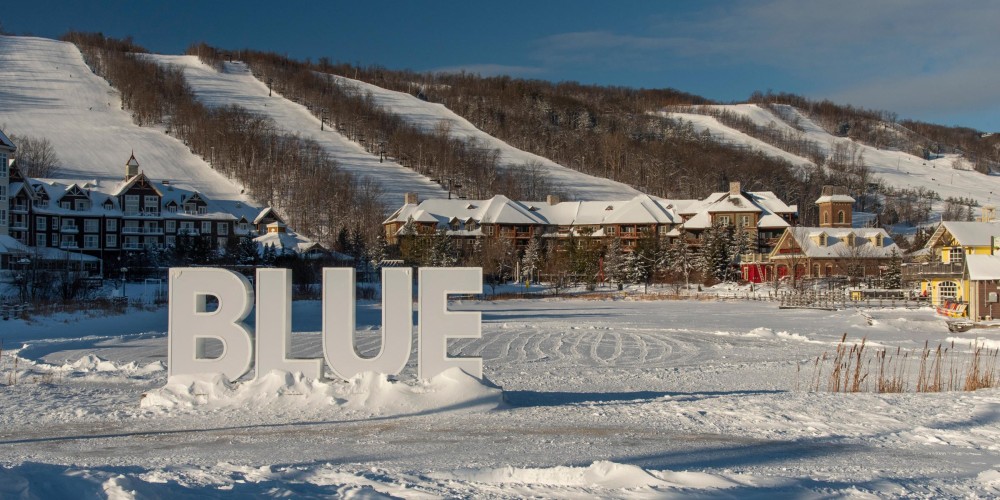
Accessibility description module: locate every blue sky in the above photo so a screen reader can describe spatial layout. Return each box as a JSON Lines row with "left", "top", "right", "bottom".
{"left": 4, "top": 1, "right": 999, "bottom": 131}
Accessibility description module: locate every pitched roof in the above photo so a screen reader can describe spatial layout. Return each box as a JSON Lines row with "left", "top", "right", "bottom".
{"left": 931, "top": 221, "right": 1000, "bottom": 248}
{"left": 967, "top": 254, "right": 1000, "bottom": 280}
{"left": 776, "top": 227, "right": 899, "bottom": 259}
{"left": 0, "top": 128, "right": 15, "bottom": 151}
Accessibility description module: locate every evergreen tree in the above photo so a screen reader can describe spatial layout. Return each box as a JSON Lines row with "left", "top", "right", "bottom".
{"left": 699, "top": 222, "right": 733, "bottom": 281}
{"left": 602, "top": 238, "right": 627, "bottom": 286}
{"left": 520, "top": 235, "right": 543, "bottom": 284}
{"left": 236, "top": 235, "right": 260, "bottom": 266}
{"left": 262, "top": 243, "right": 277, "bottom": 266}
{"left": 428, "top": 228, "right": 457, "bottom": 267}
{"left": 884, "top": 249, "right": 903, "bottom": 289}
{"left": 669, "top": 231, "right": 699, "bottom": 289}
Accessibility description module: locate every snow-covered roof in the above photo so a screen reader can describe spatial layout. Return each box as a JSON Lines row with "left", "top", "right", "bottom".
{"left": 19, "top": 173, "right": 258, "bottom": 221}
{"left": 255, "top": 228, "right": 322, "bottom": 255}
{"left": 776, "top": 227, "right": 899, "bottom": 259}
{"left": 0, "top": 235, "right": 100, "bottom": 262}
{"left": 816, "top": 194, "right": 856, "bottom": 204}
{"left": 966, "top": 254, "right": 1000, "bottom": 280}
{"left": 0, "top": 128, "right": 14, "bottom": 151}
{"left": 385, "top": 194, "right": 681, "bottom": 229}
{"left": 930, "top": 221, "right": 1000, "bottom": 248}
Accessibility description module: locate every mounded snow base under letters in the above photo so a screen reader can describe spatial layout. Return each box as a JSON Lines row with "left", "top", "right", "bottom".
{"left": 140, "top": 368, "right": 503, "bottom": 415}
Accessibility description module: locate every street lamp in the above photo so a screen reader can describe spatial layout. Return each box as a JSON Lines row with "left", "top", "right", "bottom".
{"left": 120, "top": 266, "right": 128, "bottom": 299}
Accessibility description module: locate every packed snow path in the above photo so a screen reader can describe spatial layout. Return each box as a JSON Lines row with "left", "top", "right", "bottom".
{"left": 3, "top": 299, "right": 1000, "bottom": 497}
{"left": 148, "top": 55, "right": 448, "bottom": 208}
{"left": 328, "top": 74, "right": 640, "bottom": 201}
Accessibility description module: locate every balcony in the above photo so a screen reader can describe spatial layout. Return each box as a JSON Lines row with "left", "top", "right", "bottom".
{"left": 11, "top": 204, "right": 28, "bottom": 213}
{"left": 60, "top": 225, "right": 79, "bottom": 234}
{"left": 123, "top": 210, "right": 161, "bottom": 218}
{"left": 60, "top": 242, "right": 80, "bottom": 249}
{"left": 10, "top": 222, "right": 28, "bottom": 230}
{"left": 122, "top": 243, "right": 145, "bottom": 250}
{"left": 902, "top": 262, "right": 964, "bottom": 279}
{"left": 121, "top": 226, "right": 165, "bottom": 235}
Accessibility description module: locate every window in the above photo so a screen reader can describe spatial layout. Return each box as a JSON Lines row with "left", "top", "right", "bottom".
{"left": 604, "top": 226, "right": 617, "bottom": 235}
{"left": 813, "top": 264, "right": 821, "bottom": 277}
{"left": 124, "top": 195, "right": 139, "bottom": 214}
{"left": 823, "top": 212, "right": 829, "bottom": 224}
{"left": 36, "top": 234, "right": 46, "bottom": 247}
{"left": 36, "top": 216, "right": 46, "bottom": 230}
{"left": 84, "top": 219, "right": 99, "bottom": 233}
{"left": 84, "top": 235, "right": 99, "bottom": 249}
{"left": 144, "top": 195, "right": 159, "bottom": 213}
{"left": 75, "top": 199, "right": 90, "bottom": 211}
{"left": 60, "top": 201, "right": 71, "bottom": 209}
{"left": 217, "top": 237, "right": 228, "bottom": 249}
{"left": 0, "top": 185, "right": 5, "bottom": 201}
{"left": 937, "top": 281, "right": 959, "bottom": 306}
{"left": 837, "top": 211, "right": 846, "bottom": 224}
{"left": 51, "top": 217, "right": 59, "bottom": 230}
{"left": 166, "top": 220, "right": 176, "bottom": 232}
{"left": 106, "top": 234, "right": 117, "bottom": 247}
{"left": 217, "top": 222, "right": 228, "bottom": 235}
{"left": 198, "top": 206, "right": 207, "bottom": 215}
{"left": 483, "top": 225, "right": 495, "bottom": 236}
{"left": 167, "top": 204, "right": 177, "bottom": 213}
{"left": 60, "top": 235, "right": 76, "bottom": 248}
{"left": 739, "top": 215, "right": 751, "bottom": 228}
{"left": 0, "top": 153, "right": 7, "bottom": 176}
{"left": 201, "top": 221, "right": 212, "bottom": 234}
{"left": 106, "top": 218, "right": 117, "bottom": 231}
{"left": 144, "top": 236, "right": 158, "bottom": 248}
{"left": 165, "top": 235, "right": 175, "bottom": 247}
{"left": 239, "top": 222, "right": 248, "bottom": 233}
{"left": 717, "top": 215, "right": 731, "bottom": 226}
{"left": 948, "top": 247, "right": 965, "bottom": 265}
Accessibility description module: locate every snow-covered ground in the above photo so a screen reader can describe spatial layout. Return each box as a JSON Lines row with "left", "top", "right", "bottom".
{"left": 0, "top": 36, "right": 260, "bottom": 218}
{"left": 3, "top": 296, "right": 1000, "bottom": 498}
{"left": 664, "top": 103, "right": 1000, "bottom": 210}
{"left": 147, "top": 55, "right": 448, "bottom": 208}
{"left": 329, "top": 74, "right": 640, "bottom": 201}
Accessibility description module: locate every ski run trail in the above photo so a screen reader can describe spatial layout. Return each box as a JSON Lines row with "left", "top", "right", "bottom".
{"left": 664, "top": 103, "right": 1000, "bottom": 212}
{"left": 3, "top": 292, "right": 1000, "bottom": 498}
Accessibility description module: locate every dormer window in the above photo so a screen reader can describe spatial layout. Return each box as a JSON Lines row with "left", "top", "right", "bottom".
{"left": 846, "top": 233, "right": 856, "bottom": 246}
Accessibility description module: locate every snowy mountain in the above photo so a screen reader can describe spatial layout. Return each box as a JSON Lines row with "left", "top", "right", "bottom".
{"left": 663, "top": 103, "right": 1000, "bottom": 211}
{"left": 0, "top": 36, "right": 260, "bottom": 220}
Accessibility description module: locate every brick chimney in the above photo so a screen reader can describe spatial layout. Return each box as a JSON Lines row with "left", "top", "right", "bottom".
{"left": 547, "top": 194, "right": 561, "bottom": 205}
{"left": 729, "top": 181, "right": 741, "bottom": 195}
{"left": 404, "top": 192, "right": 419, "bottom": 205}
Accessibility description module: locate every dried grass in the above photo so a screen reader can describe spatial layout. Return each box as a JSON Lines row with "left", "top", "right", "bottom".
{"left": 812, "top": 335, "right": 1000, "bottom": 393}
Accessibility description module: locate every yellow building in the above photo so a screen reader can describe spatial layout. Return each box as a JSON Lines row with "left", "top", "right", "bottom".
{"left": 912, "top": 221, "right": 1000, "bottom": 314}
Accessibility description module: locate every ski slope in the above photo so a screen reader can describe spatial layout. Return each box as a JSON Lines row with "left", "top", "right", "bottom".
{"left": 147, "top": 55, "right": 448, "bottom": 209}
{"left": 665, "top": 103, "right": 1000, "bottom": 210}
{"left": 330, "top": 74, "right": 640, "bottom": 200}
{"left": 0, "top": 36, "right": 260, "bottom": 219}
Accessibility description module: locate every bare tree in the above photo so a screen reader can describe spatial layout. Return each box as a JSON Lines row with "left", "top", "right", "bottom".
{"left": 11, "top": 134, "right": 60, "bottom": 177}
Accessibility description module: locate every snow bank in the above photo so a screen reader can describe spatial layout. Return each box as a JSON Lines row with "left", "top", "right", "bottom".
{"left": 141, "top": 368, "right": 503, "bottom": 414}
{"left": 435, "top": 460, "right": 739, "bottom": 490}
